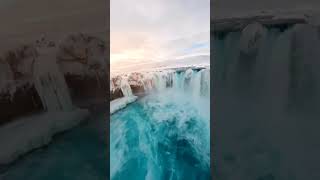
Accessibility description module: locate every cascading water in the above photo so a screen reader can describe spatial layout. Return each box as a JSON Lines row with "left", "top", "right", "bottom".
{"left": 213, "top": 22, "right": 320, "bottom": 180}
{"left": 33, "top": 48, "right": 73, "bottom": 112}
{"left": 120, "top": 77, "right": 133, "bottom": 97}
{"left": 110, "top": 68, "right": 210, "bottom": 180}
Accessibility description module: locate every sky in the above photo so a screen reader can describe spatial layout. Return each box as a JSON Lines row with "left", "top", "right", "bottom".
{"left": 110, "top": 0, "right": 210, "bottom": 71}
{"left": 213, "top": 0, "right": 320, "bottom": 18}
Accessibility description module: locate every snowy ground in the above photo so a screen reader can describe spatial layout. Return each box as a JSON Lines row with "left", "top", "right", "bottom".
{"left": 0, "top": 108, "right": 89, "bottom": 165}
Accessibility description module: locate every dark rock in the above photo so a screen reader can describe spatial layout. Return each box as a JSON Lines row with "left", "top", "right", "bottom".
{"left": 110, "top": 88, "right": 123, "bottom": 100}
{"left": 0, "top": 83, "right": 44, "bottom": 125}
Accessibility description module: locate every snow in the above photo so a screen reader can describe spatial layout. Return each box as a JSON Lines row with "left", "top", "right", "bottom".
{"left": 0, "top": 109, "right": 89, "bottom": 165}
{"left": 110, "top": 96, "right": 138, "bottom": 114}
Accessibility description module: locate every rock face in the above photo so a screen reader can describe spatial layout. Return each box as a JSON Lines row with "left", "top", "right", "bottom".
{"left": 127, "top": 72, "right": 147, "bottom": 96}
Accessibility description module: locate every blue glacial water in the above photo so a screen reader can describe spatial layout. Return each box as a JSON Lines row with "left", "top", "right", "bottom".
{"left": 0, "top": 110, "right": 107, "bottom": 180}
{"left": 110, "top": 84, "right": 210, "bottom": 180}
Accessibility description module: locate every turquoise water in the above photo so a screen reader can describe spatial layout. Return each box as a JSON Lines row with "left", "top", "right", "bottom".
{"left": 110, "top": 89, "right": 210, "bottom": 180}
{"left": 0, "top": 111, "right": 107, "bottom": 180}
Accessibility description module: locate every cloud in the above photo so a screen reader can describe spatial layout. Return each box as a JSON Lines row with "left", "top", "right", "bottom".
{"left": 213, "top": 0, "right": 320, "bottom": 18}
{"left": 110, "top": 0, "right": 210, "bottom": 65}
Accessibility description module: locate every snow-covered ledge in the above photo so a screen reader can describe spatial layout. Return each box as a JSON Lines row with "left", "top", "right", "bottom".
{"left": 0, "top": 109, "right": 89, "bottom": 165}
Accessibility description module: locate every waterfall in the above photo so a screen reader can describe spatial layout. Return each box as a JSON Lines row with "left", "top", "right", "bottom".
{"left": 148, "top": 68, "right": 210, "bottom": 98}
{"left": 214, "top": 22, "right": 320, "bottom": 180}
{"left": 111, "top": 67, "right": 210, "bottom": 180}
{"left": 33, "top": 48, "right": 73, "bottom": 112}
{"left": 200, "top": 69, "right": 210, "bottom": 97}
{"left": 120, "top": 77, "right": 133, "bottom": 97}
{"left": 113, "top": 68, "right": 210, "bottom": 102}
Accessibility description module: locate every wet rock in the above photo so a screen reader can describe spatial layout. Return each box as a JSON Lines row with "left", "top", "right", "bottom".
{"left": 110, "top": 88, "right": 123, "bottom": 101}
